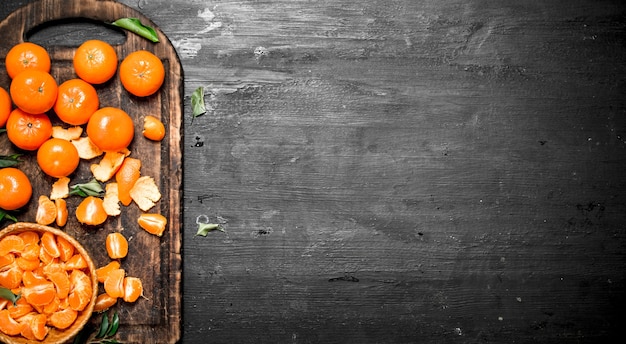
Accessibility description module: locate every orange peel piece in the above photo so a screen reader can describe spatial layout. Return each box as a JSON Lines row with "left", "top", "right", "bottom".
{"left": 129, "top": 176, "right": 161, "bottom": 211}
{"left": 71, "top": 136, "right": 103, "bottom": 160}
{"left": 51, "top": 126, "right": 83, "bottom": 141}
{"left": 103, "top": 182, "right": 121, "bottom": 216}
{"left": 90, "top": 149, "right": 130, "bottom": 182}
{"left": 50, "top": 177, "right": 70, "bottom": 200}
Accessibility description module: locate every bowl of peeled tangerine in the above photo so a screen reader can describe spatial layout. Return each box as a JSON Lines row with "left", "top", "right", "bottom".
{"left": 0, "top": 222, "right": 97, "bottom": 344}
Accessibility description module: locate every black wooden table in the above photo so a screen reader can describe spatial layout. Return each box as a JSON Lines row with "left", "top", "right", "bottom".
{"left": 1, "top": 0, "right": 625, "bottom": 343}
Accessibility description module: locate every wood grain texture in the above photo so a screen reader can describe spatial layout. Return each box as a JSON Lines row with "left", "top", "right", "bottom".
{"left": 0, "top": 0, "right": 182, "bottom": 343}
{"left": 4, "top": 0, "right": 626, "bottom": 343}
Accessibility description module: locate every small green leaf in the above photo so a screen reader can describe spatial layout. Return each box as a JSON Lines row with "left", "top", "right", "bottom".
{"left": 191, "top": 86, "right": 207, "bottom": 120}
{"left": 112, "top": 17, "right": 159, "bottom": 42}
{"left": 96, "top": 311, "right": 110, "bottom": 338}
{"left": 196, "top": 222, "right": 224, "bottom": 236}
{"left": 0, "top": 154, "right": 22, "bottom": 168}
{"left": 106, "top": 312, "right": 120, "bottom": 337}
{"left": 0, "top": 287, "right": 20, "bottom": 306}
{"left": 0, "top": 128, "right": 5, "bottom": 134}
{"left": 0, "top": 209, "right": 18, "bottom": 223}
{"left": 70, "top": 178, "right": 104, "bottom": 197}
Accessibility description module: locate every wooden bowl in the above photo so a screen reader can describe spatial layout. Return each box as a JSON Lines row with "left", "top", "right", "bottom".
{"left": 0, "top": 222, "right": 98, "bottom": 344}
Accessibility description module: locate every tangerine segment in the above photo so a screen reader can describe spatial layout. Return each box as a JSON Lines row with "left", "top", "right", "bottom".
{"left": 68, "top": 269, "right": 92, "bottom": 311}
{"left": 73, "top": 40, "right": 118, "bottom": 84}
{"left": 86, "top": 107, "right": 135, "bottom": 152}
{"left": 10, "top": 69, "right": 58, "bottom": 114}
{"left": 93, "top": 293, "right": 117, "bottom": 312}
{"left": 75, "top": 196, "right": 108, "bottom": 226}
{"left": 138, "top": 213, "right": 167, "bottom": 236}
{"left": 56, "top": 234, "right": 74, "bottom": 262}
{"left": 4, "top": 42, "right": 51, "bottom": 79}
{"left": 143, "top": 115, "right": 166, "bottom": 141}
{"left": 119, "top": 50, "right": 165, "bottom": 97}
{"left": 36, "top": 195, "right": 57, "bottom": 226}
{"left": 0, "top": 309, "right": 24, "bottom": 336}
{"left": 48, "top": 307, "right": 78, "bottom": 330}
{"left": 41, "top": 231, "right": 60, "bottom": 258}
{"left": 122, "top": 276, "right": 143, "bottom": 302}
{"left": 55, "top": 198, "right": 69, "bottom": 227}
{"left": 106, "top": 232, "right": 128, "bottom": 259}
{"left": 0, "top": 167, "right": 33, "bottom": 211}
{"left": 0, "top": 234, "right": 25, "bottom": 256}
{"left": 22, "top": 281, "right": 56, "bottom": 306}
{"left": 54, "top": 78, "right": 99, "bottom": 125}
{"left": 0, "top": 263, "right": 23, "bottom": 289}
{"left": 103, "top": 268, "right": 125, "bottom": 298}
{"left": 64, "top": 253, "right": 88, "bottom": 270}
{"left": 96, "top": 261, "right": 120, "bottom": 283}
{"left": 47, "top": 270, "right": 70, "bottom": 299}
{"left": 5, "top": 108, "right": 53, "bottom": 151}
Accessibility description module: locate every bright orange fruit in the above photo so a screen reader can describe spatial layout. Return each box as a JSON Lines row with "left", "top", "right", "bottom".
{"left": 96, "top": 260, "right": 121, "bottom": 283}
{"left": 73, "top": 39, "right": 118, "bottom": 84}
{"left": 10, "top": 69, "right": 58, "bottom": 114}
{"left": 0, "top": 86, "right": 11, "bottom": 127}
{"left": 0, "top": 167, "right": 32, "bottom": 211}
{"left": 5, "top": 108, "right": 52, "bottom": 151}
{"left": 4, "top": 42, "right": 51, "bottom": 79}
{"left": 119, "top": 50, "right": 165, "bottom": 97}
{"left": 48, "top": 307, "right": 78, "bottom": 330}
{"left": 37, "top": 137, "right": 80, "bottom": 178}
{"left": 86, "top": 107, "right": 135, "bottom": 152}
{"left": 54, "top": 78, "right": 100, "bottom": 125}
{"left": 93, "top": 293, "right": 117, "bottom": 312}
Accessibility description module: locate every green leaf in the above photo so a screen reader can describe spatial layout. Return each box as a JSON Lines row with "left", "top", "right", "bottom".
{"left": 191, "top": 86, "right": 207, "bottom": 120}
{"left": 111, "top": 17, "right": 159, "bottom": 43}
{"left": 70, "top": 178, "right": 104, "bottom": 197}
{"left": 0, "top": 287, "right": 20, "bottom": 306}
{"left": 196, "top": 222, "right": 224, "bottom": 236}
{"left": 106, "top": 312, "right": 120, "bottom": 337}
{"left": 0, "top": 209, "right": 18, "bottom": 223}
{"left": 0, "top": 128, "right": 5, "bottom": 134}
{"left": 0, "top": 154, "right": 22, "bottom": 168}
{"left": 96, "top": 311, "right": 110, "bottom": 338}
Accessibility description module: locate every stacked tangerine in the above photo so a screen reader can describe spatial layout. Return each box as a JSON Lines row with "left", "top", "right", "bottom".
{"left": 0, "top": 228, "right": 95, "bottom": 341}
{"left": 1, "top": 40, "right": 169, "bottom": 340}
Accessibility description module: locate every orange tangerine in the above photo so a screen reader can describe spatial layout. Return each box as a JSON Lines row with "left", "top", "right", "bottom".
{"left": 96, "top": 261, "right": 121, "bottom": 283}
{"left": 48, "top": 307, "right": 78, "bottom": 330}
{"left": 122, "top": 276, "right": 143, "bottom": 303}
{"left": 93, "top": 293, "right": 117, "bottom": 312}
{"left": 68, "top": 269, "right": 92, "bottom": 311}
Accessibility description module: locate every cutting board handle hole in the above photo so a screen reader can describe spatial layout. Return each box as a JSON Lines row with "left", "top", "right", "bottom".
{"left": 26, "top": 18, "right": 126, "bottom": 48}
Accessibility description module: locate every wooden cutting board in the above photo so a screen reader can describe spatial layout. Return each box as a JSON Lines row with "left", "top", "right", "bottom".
{"left": 0, "top": 0, "right": 182, "bottom": 343}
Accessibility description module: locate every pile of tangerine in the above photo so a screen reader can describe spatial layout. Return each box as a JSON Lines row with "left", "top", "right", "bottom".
{"left": 1, "top": 40, "right": 169, "bottom": 341}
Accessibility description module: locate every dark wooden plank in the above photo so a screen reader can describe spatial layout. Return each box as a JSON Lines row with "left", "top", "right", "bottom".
{"left": 0, "top": 0, "right": 182, "bottom": 343}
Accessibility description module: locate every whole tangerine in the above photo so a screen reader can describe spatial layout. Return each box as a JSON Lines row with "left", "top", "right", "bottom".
{"left": 54, "top": 78, "right": 100, "bottom": 125}
{"left": 0, "top": 167, "right": 33, "bottom": 211}
{"left": 4, "top": 42, "right": 51, "bottom": 79}
{"left": 73, "top": 40, "right": 118, "bottom": 85}
{"left": 6, "top": 108, "right": 53, "bottom": 151}
{"left": 37, "top": 138, "right": 80, "bottom": 178}
{"left": 10, "top": 69, "right": 58, "bottom": 114}
{"left": 119, "top": 50, "right": 164, "bottom": 97}
{"left": 86, "top": 107, "right": 135, "bottom": 152}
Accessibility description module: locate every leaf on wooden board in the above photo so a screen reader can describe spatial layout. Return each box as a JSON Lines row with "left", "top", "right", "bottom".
{"left": 196, "top": 222, "right": 224, "bottom": 236}
{"left": 191, "top": 86, "right": 207, "bottom": 120}
{"left": 0, "top": 209, "right": 18, "bottom": 223}
{"left": 0, "top": 154, "right": 22, "bottom": 168}
{"left": 69, "top": 178, "right": 105, "bottom": 197}
{"left": 111, "top": 17, "right": 159, "bottom": 43}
